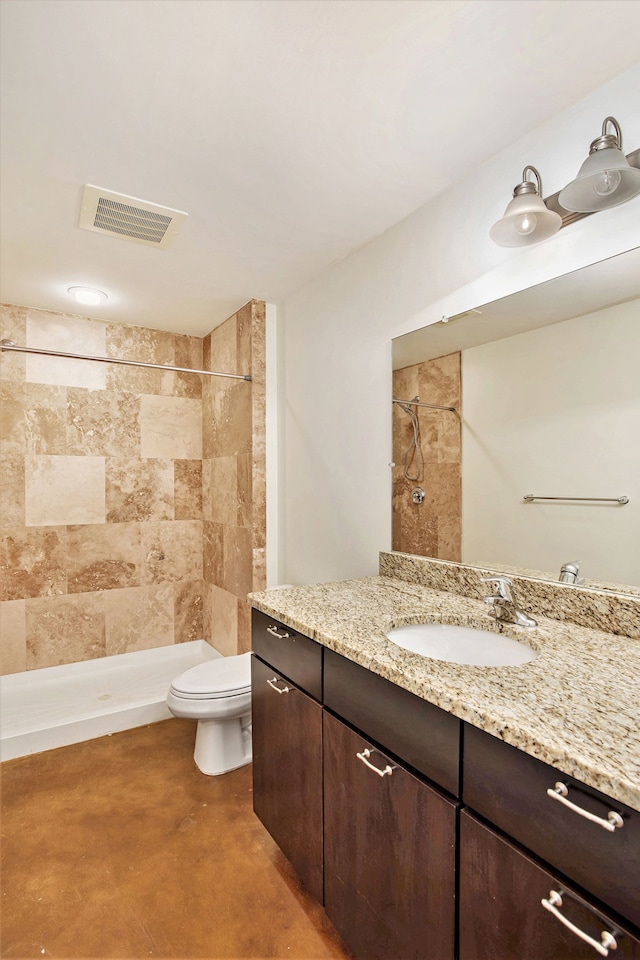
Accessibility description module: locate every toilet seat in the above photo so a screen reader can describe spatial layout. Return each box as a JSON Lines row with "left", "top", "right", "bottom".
{"left": 169, "top": 652, "right": 251, "bottom": 700}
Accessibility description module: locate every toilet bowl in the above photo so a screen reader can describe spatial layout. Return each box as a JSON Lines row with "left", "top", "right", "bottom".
{"left": 167, "top": 652, "right": 252, "bottom": 776}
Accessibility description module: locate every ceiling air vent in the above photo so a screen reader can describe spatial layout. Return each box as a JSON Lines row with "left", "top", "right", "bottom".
{"left": 78, "top": 185, "right": 187, "bottom": 249}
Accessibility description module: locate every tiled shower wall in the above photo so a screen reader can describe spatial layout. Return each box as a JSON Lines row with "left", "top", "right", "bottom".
{"left": 0, "top": 301, "right": 265, "bottom": 674}
{"left": 392, "top": 351, "right": 462, "bottom": 561}
{"left": 202, "top": 300, "right": 266, "bottom": 656}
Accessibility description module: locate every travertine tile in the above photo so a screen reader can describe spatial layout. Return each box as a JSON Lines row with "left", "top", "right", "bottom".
{"left": 174, "top": 460, "right": 202, "bottom": 520}
{"left": 436, "top": 411, "right": 462, "bottom": 464}
{"left": 107, "top": 323, "right": 175, "bottom": 365}
{"left": 208, "top": 456, "right": 237, "bottom": 526}
{"left": 1, "top": 382, "right": 68, "bottom": 456}
{"left": 0, "top": 459, "right": 25, "bottom": 525}
{"left": 140, "top": 395, "right": 202, "bottom": 459}
{"left": 142, "top": 520, "right": 203, "bottom": 584}
{"left": 250, "top": 300, "right": 266, "bottom": 385}
{"left": 237, "top": 454, "right": 252, "bottom": 529}
{"left": 251, "top": 447, "right": 266, "bottom": 552}
{"left": 106, "top": 458, "right": 173, "bottom": 522}
{"left": 26, "top": 592, "right": 106, "bottom": 668}
{"left": 237, "top": 597, "right": 251, "bottom": 654}
{"left": 201, "top": 459, "right": 212, "bottom": 521}
{"left": 423, "top": 461, "right": 461, "bottom": 516}
{"left": 208, "top": 584, "right": 238, "bottom": 656}
{"left": 235, "top": 302, "right": 253, "bottom": 377}
{"left": 105, "top": 322, "right": 175, "bottom": 396}
{"left": 104, "top": 584, "right": 174, "bottom": 655}
{"left": 172, "top": 334, "right": 203, "bottom": 399}
{"left": 25, "top": 456, "right": 105, "bottom": 526}
{"left": 0, "top": 599, "right": 27, "bottom": 675}
{"left": 175, "top": 334, "right": 203, "bottom": 372}
{"left": 393, "top": 365, "right": 419, "bottom": 408}
{"left": 203, "top": 521, "right": 223, "bottom": 587}
{"left": 202, "top": 333, "right": 211, "bottom": 373}
{"left": 0, "top": 303, "right": 27, "bottom": 382}
{"left": 205, "top": 380, "right": 251, "bottom": 459}
{"left": 174, "top": 580, "right": 204, "bottom": 642}
{"left": 418, "top": 351, "right": 461, "bottom": 408}
{"left": 392, "top": 353, "right": 461, "bottom": 563}
{"left": 223, "top": 525, "right": 252, "bottom": 599}
{"left": 438, "top": 516, "right": 462, "bottom": 562}
{"left": 105, "top": 364, "right": 165, "bottom": 396}
{"left": 252, "top": 546, "right": 266, "bottom": 593}
{"left": 67, "top": 388, "right": 140, "bottom": 456}
{"left": 26, "top": 311, "right": 107, "bottom": 390}
{"left": 208, "top": 315, "right": 237, "bottom": 375}
{"left": 0, "top": 526, "right": 67, "bottom": 600}
{"left": 202, "top": 582, "right": 213, "bottom": 646}
{"left": 67, "top": 523, "right": 142, "bottom": 593}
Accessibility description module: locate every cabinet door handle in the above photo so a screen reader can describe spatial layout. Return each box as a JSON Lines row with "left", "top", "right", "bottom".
{"left": 541, "top": 890, "right": 618, "bottom": 956}
{"left": 356, "top": 748, "right": 395, "bottom": 778}
{"left": 546, "top": 782, "right": 624, "bottom": 832}
{"left": 267, "top": 677, "right": 291, "bottom": 694}
{"left": 266, "top": 625, "right": 291, "bottom": 640}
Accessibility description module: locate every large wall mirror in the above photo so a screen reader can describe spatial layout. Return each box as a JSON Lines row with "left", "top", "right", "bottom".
{"left": 391, "top": 246, "right": 640, "bottom": 596}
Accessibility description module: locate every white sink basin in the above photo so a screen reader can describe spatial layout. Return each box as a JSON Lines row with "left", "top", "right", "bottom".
{"left": 386, "top": 622, "right": 539, "bottom": 667}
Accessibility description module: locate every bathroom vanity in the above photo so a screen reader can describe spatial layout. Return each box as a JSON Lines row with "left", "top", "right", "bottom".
{"left": 249, "top": 557, "right": 640, "bottom": 959}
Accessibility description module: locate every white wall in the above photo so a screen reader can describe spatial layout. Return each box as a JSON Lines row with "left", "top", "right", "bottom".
{"left": 461, "top": 300, "right": 640, "bottom": 586}
{"left": 279, "top": 64, "right": 640, "bottom": 585}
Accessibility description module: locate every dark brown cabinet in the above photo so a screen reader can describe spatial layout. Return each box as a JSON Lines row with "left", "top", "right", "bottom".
{"left": 463, "top": 724, "right": 640, "bottom": 929}
{"left": 251, "top": 653, "right": 323, "bottom": 902}
{"left": 323, "top": 710, "right": 457, "bottom": 960}
{"left": 460, "top": 810, "right": 640, "bottom": 959}
{"left": 250, "top": 605, "right": 640, "bottom": 959}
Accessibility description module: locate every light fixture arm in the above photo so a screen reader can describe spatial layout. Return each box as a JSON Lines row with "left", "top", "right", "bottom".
{"left": 514, "top": 165, "right": 543, "bottom": 197}
{"left": 587, "top": 116, "right": 623, "bottom": 155}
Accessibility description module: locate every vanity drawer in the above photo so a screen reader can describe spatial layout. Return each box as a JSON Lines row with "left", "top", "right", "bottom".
{"left": 251, "top": 608, "right": 323, "bottom": 701}
{"left": 323, "top": 648, "right": 461, "bottom": 797}
{"left": 463, "top": 724, "right": 640, "bottom": 927}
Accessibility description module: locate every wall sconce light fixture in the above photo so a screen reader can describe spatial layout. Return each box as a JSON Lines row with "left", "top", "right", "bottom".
{"left": 490, "top": 166, "right": 562, "bottom": 247}
{"left": 558, "top": 116, "right": 640, "bottom": 213}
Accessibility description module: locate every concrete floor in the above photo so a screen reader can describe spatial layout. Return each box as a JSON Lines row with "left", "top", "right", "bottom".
{"left": 1, "top": 718, "right": 353, "bottom": 960}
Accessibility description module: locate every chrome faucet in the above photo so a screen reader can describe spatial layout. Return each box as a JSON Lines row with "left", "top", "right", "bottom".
{"left": 480, "top": 576, "right": 537, "bottom": 627}
{"left": 558, "top": 561, "right": 584, "bottom": 585}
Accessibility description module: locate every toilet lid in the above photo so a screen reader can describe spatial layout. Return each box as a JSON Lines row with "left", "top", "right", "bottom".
{"left": 170, "top": 652, "right": 252, "bottom": 698}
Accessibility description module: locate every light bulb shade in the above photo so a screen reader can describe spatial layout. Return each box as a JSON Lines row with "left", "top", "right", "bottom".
{"left": 558, "top": 146, "right": 640, "bottom": 213}
{"left": 67, "top": 286, "right": 108, "bottom": 306}
{"left": 490, "top": 193, "right": 562, "bottom": 247}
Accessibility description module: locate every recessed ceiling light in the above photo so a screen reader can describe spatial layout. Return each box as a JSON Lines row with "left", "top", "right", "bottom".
{"left": 67, "top": 286, "right": 108, "bottom": 306}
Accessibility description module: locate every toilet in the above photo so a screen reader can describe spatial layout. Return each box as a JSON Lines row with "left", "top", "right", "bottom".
{"left": 166, "top": 652, "right": 252, "bottom": 776}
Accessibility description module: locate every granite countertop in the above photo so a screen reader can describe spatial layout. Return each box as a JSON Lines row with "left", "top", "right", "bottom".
{"left": 249, "top": 575, "right": 640, "bottom": 812}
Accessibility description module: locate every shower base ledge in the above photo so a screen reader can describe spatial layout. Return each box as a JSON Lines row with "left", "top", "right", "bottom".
{"left": 0, "top": 640, "right": 219, "bottom": 762}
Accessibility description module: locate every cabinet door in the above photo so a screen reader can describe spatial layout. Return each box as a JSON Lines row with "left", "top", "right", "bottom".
{"left": 323, "top": 711, "right": 456, "bottom": 960}
{"left": 251, "top": 655, "right": 323, "bottom": 902}
{"left": 460, "top": 810, "right": 640, "bottom": 960}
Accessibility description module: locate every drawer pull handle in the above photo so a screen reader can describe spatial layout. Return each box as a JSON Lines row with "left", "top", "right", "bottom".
{"left": 541, "top": 891, "right": 618, "bottom": 956}
{"left": 267, "top": 677, "right": 291, "bottom": 695}
{"left": 267, "top": 625, "right": 291, "bottom": 640}
{"left": 356, "top": 748, "right": 395, "bottom": 778}
{"left": 547, "top": 782, "right": 624, "bottom": 832}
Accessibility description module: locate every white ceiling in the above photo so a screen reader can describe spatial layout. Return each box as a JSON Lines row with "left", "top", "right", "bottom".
{"left": 2, "top": 0, "right": 640, "bottom": 337}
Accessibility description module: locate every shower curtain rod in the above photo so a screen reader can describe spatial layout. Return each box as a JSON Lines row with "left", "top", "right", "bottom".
{"left": 0, "top": 340, "right": 252, "bottom": 381}
{"left": 393, "top": 397, "right": 456, "bottom": 413}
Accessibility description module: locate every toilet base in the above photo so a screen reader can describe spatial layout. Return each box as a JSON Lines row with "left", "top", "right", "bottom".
{"left": 193, "top": 713, "right": 252, "bottom": 776}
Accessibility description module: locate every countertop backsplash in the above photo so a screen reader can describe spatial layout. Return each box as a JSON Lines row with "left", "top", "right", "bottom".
{"left": 379, "top": 551, "right": 640, "bottom": 640}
